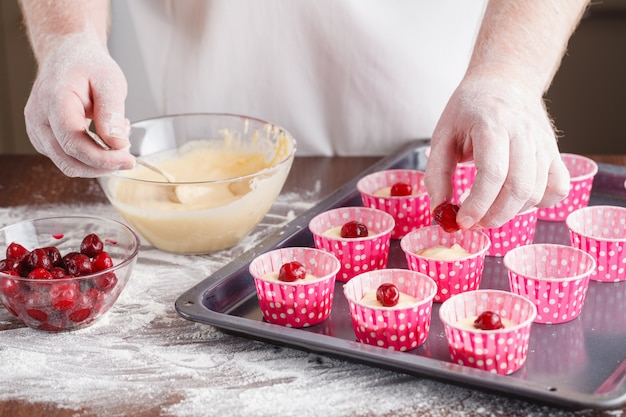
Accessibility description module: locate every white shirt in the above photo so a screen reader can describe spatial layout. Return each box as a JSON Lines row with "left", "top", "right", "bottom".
{"left": 109, "top": 1, "right": 487, "bottom": 156}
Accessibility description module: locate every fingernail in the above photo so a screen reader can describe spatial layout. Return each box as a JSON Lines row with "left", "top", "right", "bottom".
{"left": 106, "top": 112, "right": 129, "bottom": 139}
{"left": 458, "top": 216, "right": 475, "bottom": 230}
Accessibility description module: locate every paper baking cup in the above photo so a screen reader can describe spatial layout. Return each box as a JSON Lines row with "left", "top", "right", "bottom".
{"left": 424, "top": 147, "right": 477, "bottom": 204}
{"left": 484, "top": 207, "right": 538, "bottom": 257}
{"left": 537, "top": 154, "right": 598, "bottom": 221}
{"left": 504, "top": 244, "right": 596, "bottom": 324}
{"left": 343, "top": 268, "right": 437, "bottom": 351}
{"left": 439, "top": 290, "right": 536, "bottom": 375}
{"left": 357, "top": 169, "right": 430, "bottom": 239}
{"left": 400, "top": 225, "right": 491, "bottom": 302}
{"left": 309, "top": 207, "right": 394, "bottom": 282}
{"left": 249, "top": 247, "right": 340, "bottom": 328}
{"left": 567, "top": 205, "right": 626, "bottom": 282}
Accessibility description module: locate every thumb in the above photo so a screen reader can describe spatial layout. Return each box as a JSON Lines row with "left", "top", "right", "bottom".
{"left": 91, "top": 67, "right": 131, "bottom": 150}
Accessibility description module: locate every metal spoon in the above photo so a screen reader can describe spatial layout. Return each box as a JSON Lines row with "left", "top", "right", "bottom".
{"left": 84, "top": 127, "right": 183, "bottom": 203}
{"left": 84, "top": 127, "right": 177, "bottom": 183}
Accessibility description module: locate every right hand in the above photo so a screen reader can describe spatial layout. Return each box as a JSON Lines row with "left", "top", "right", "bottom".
{"left": 24, "top": 32, "right": 136, "bottom": 177}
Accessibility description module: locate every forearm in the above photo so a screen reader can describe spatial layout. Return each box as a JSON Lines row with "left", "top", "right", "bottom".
{"left": 19, "top": 0, "right": 110, "bottom": 63}
{"left": 467, "top": 0, "right": 589, "bottom": 95}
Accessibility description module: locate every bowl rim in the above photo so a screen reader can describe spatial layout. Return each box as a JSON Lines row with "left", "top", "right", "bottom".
{"left": 106, "top": 112, "right": 297, "bottom": 185}
{"left": 0, "top": 215, "right": 141, "bottom": 283}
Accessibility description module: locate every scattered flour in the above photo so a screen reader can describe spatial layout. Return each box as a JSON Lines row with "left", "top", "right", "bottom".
{"left": 0, "top": 188, "right": 619, "bottom": 417}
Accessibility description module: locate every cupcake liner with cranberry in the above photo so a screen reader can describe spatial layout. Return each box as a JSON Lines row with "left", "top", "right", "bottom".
{"left": 504, "top": 243, "right": 596, "bottom": 324}
{"left": 356, "top": 169, "right": 430, "bottom": 239}
{"left": 400, "top": 225, "right": 491, "bottom": 302}
{"left": 249, "top": 247, "right": 340, "bottom": 328}
{"left": 566, "top": 205, "right": 626, "bottom": 282}
{"left": 537, "top": 153, "right": 598, "bottom": 221}
{"left": 342, "top": 268, "right": 437, "bottom": 351}
{"left": 309, "top": 207, "right": 394, "bottom": 282}
{"left": 439, "top": 289, "right": 536, "bottom": 375}
{"left": 483, "top": 207, "right": 538, "bottom": 257}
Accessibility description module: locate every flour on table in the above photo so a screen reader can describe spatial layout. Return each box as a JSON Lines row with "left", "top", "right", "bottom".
{"left": 0, "top": 188, "right": 616, "bottom": 417}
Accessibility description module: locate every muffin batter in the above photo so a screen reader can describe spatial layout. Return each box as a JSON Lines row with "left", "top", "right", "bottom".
{"left": 103, "top": 135, "right": 293, "bottom": 253}
{"left": 359, "top": 288, "right": 418, "bottom": 308}
{"left": 417, "top": 243, "right": 470, "bottom": 259}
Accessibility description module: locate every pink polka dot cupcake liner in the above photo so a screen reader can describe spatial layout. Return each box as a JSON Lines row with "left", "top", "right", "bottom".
{"left": 538, "top": 154, "right": 598, "bottom": 221}
{"left": 400, "top": 225, "right": 491, "bottom": 302}
{"left": 424, "top": 147, "right": 476, "bottom": 204}
{"left": 342, "top": 268, "right": 437, "bottom": 351}
{"left": 309, "top": 207, "right": 394, "bottom": 282}
{"left": 439, "top": 290, "right": 537, "bottom": 375}
{"left": 503, "top": 244, "right": 596, "bottom": 324}
{"left": 483, "top": 207, "right": 538, "bottom": 257}
{"left": 249, "top": 247, "right": 340, "bottom": 328}
{"left": 566, "top": 205, "right": 626, "bottom": 282}
{"left": 357, "top": 169, "right": 430, "bottom": 239}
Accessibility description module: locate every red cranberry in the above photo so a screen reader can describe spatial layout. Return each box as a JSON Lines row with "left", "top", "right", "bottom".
{"left": 340, "top": 221, "right": 368, "bottom": 238}
{"left": 68, "top": 293, "right": 93, "bottom": 323}
{"left": 432, "top": 202, "right": 461, "bottom": 233}
{"left": 92, "top": 252, "right": 113, "bottom": 272}
{"left": 0, "top": 258, "right": 20, "bottom": 273}
{"left": 6, "top": 242, "right": 29, "bottom": 261}
{"left": 49, "top": 267, "right": 72, "bottom": 279}
{"left": 93, "top": 272, "right": 118, "bottom": 292}
{"left": 63, "top": 253, "right": 93, "bottom": 276}
{"left": 390, "top": 182, "right": 413, "bottom": 197}
{"left": 22, "top": 248, "right": 53, "bottom": 273}
{"left": 80, "top": 233, "right": 104, "bottom": 257}
{"left": 27, "top": 267, "right": 54, "bottom": 280}
{"left": 376, "top": 283, "right": 400, "bottom": 307}
{"left": 49, "top": 281, "right": 79, "bottom": 311}
{"left": 474, "top": 311, "right": 505, "bottom": 330}
{"left": 278, "top": 261, "right": 307, "bottom": 282}
{"left": 43, "top": 246, "right": 63, "bottom": 267}
{"left": 0, "top": 274, "right": 19, "bottom": 297}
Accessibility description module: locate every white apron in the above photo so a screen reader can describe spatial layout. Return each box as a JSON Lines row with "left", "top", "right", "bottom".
{"left": 109, "top": 1, "right": 487, "bottom": 156}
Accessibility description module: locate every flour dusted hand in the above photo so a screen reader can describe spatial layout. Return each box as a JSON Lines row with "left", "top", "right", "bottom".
{"left": 23, "top": 30, "right": 135, "bottom": 177}
{"left": 424, "top": 0, "right": 587, "bottom": 230}
{"left": 425, "top": 72, "right": 570, "bottom": 229}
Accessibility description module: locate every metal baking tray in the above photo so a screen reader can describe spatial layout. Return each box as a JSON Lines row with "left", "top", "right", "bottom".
{"left": 175, "top": 139, "right": 626, "bottom": 410}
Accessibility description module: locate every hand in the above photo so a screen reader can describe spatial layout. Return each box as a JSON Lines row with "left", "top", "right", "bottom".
{"left": 424, "top": 71, "right": 570, "bottom": 229}
{"left": 23, "top": 32, "right": 135, "bottom": 177}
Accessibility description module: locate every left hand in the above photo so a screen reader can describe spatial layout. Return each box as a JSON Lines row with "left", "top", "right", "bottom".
{"left": 424, "top": 71, "right": 570, "bottom": 229}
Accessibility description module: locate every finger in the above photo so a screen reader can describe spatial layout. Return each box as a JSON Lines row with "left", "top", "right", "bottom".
{"left": 50, "top": 90, "right": 135, "bottom": 172}
{"left": 90, "top": 66, "right": 131, "bottom": 150}
{"left": 536, "top": 154, "right": 570, "bottom": 207}
{"left": 27, "top": 118, "right": 112, "bottom": 178}
{"left": 456, "top": 124, "right": 510, "bottom": 229}
{"left": 424, "top": 131, "right": 458, "bottom": 210}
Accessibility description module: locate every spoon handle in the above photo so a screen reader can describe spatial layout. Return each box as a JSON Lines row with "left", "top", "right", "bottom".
{"left": 83, "top": 127, "right": 176, "bottom": 183}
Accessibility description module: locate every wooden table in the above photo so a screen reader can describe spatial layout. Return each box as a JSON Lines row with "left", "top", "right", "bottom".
{"left": 0, "top": 153, "right": 622, "bottom": 417}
